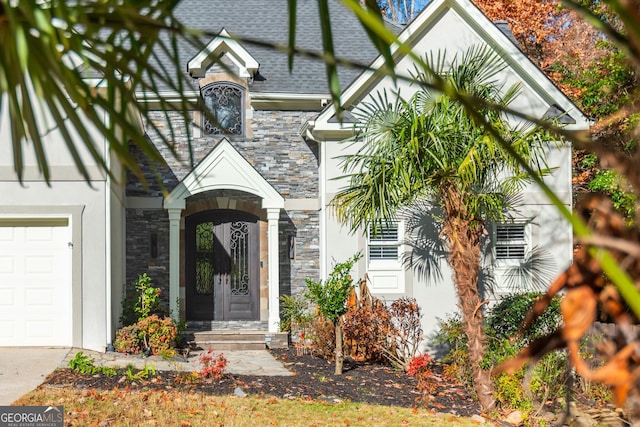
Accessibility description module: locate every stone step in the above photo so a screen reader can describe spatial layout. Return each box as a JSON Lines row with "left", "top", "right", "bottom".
{"left": 184, "top": 329, "right": 289, "bottom": 351}
{"left": 193, "top": 340, "right": 266, "bottom": 351}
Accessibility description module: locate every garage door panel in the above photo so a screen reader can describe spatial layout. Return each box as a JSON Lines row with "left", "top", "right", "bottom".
{"left": 25, "top": 227, "right": 54, "bottom": 241}
{"left": 0, "top": 220, "right": 72, "bottom": 347}
{"left": 0, "top": 321, "right": 15, "bottom": 338}
{"left": 0, "top": 228, "right": 13, "bottom": 240}
{"left": 25, "top": 288, "right": 54, "bottom": 305}
{"left": 0, "top": 289, "right": 14, "bottom": 304}
{"left": 0, "top": 256, "right": 14, "bottom": 273}
{"left": 25, "top": 256, "right": 55, "bottom": 274}
{"left": 25, "top": 320, "right": 53, "bottom": 339}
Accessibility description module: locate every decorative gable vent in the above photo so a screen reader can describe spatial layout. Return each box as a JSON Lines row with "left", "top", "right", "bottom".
{"left": 188, "top": 29, "right": 259, "bottom": 79}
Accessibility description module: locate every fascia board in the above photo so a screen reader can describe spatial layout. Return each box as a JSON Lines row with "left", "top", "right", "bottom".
{"left": 313, "top": 0, "right": 589, "bottom": 134}
{"left": 164, "top": 138, "right": 284, "bottom": 211}
{"left": 135, "top": 91, "right": 328, "bottom": 111}
{"left": 188, "top": 29, "right": 260, "bottom": 78}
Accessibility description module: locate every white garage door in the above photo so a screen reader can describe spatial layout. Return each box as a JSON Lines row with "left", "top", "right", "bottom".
{"left": 0, "top": 218, "right": 72, "bottom": 346}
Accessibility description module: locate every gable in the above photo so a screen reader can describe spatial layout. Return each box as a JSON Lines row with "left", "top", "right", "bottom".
{"left": 307, "top": 0, "right": 590, "bottom": 140}
{"left": 188, "top": 29, "right": 260, "bottom": 79}
{"left": 164, "top": 138, "right": 284, "bottom": 210}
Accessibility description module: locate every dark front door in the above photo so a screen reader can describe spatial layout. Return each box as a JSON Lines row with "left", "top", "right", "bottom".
{"left": 185, "top": 210, "right": 260, "bottom": 321}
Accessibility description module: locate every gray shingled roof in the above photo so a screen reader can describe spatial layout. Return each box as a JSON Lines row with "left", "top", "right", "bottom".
{"left": 150, "top": 0, "right": 401, "bottom": 94}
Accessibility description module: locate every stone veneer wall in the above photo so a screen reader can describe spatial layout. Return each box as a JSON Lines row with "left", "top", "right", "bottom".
{"left": 125, "top": 109, "right": 321, "bottom": 315}
{"left": 124, "top": 208, "right": 170, "bottom": 313}
{"left": 279, "top": 210, "right": 320, "bottom": 297}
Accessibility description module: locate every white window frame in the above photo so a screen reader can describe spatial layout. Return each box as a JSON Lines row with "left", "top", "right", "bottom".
{"left": 366, "top": 221, "right": 405, "bottom": 293}
{"left": 367, "top": 221, "right": 403, "bottom": 267}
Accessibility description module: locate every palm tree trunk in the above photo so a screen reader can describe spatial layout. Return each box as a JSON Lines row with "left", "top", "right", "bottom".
{"left": 443, "top": 192, "right": 495, "bottom": 411}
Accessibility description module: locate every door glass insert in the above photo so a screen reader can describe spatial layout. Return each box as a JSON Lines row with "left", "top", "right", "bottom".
{"left": 229, "top": 221, "right": 250, "bottom": 296}
{"left": 195, "top": 222, "right": 215, "bottom": 294}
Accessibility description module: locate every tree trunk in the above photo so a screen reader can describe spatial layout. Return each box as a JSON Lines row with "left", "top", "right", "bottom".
{"left": 442, "top": 191, "right": 496, "bottom": 411}
{"left": 335, "top": 321, "right": 344, "bottom": 375}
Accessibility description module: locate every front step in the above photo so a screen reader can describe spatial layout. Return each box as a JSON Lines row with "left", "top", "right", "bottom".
{"left": 185, "top": 329, "right": 289, "bottom": 351}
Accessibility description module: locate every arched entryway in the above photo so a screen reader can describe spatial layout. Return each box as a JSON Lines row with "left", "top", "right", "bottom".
{"left": 164, "top": 138, "right": 284, "bottom": 332}
{"left": 185, "top": 209, "right": 260, "bottom": 321}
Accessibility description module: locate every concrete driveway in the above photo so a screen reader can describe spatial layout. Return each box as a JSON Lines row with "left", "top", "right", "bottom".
{"left": 0, "top": 347, "right": 70, "bottom": 405}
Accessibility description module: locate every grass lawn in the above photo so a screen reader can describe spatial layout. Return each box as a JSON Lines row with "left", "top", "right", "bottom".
{"left": 15, "top": 386, "right": 485, "bottom": 426}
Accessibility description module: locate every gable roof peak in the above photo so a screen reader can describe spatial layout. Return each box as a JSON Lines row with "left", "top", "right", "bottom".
{"left": 187, "top": 29, "right": 259, "bottom": 79}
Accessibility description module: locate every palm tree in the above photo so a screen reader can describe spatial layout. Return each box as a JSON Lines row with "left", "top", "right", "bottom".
{"left": 332, "top": 45, "right": 557, "bottom": 411}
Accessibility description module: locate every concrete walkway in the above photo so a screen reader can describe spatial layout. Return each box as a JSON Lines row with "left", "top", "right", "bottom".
{"left": 0, "top": 347, "right": 291, "bottom": 406}
{"left": 0, "top": 347, "right": 71, "bottom": 406}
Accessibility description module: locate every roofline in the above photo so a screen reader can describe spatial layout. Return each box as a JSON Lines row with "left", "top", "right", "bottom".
{"left": 135, "top": 90, "right": 330, "bottom": 111}
{"left": 312, "top": 0, "right": 590, "bottom": 132}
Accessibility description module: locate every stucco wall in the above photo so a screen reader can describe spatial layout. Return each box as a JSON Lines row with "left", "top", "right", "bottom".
{"left": 316, "top": 4, "right": 586, "bottom": 345}
{"left": 0, "top": 181, "right": 109, "bottom": 351}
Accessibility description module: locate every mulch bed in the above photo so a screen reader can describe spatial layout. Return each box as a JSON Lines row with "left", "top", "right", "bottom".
{"left": 43, "top": 347, "right": 481, "bottom": 417}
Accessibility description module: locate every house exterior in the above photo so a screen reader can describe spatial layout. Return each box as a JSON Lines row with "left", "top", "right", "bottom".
{"left": 0, "top": 0, "right": 589, "bottom": 351}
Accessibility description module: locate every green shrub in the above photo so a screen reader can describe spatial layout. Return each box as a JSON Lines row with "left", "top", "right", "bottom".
{"left": 486, "top": 292, "right": 562, "bottom": 344}
{"left": 279, "top": 294, "right": 312, "bottom": 336}
{"left": 436, "top": 293, "right": 566, "bottom": 412}
{"left": 115, "top": 314, "right": 178, "bottom": 356}
{"left": 114, "top": 324, "right": 144, "bottom": 354}
{"left": 137, "top": 314, "right": 177, "bottom": 355}
{"left": 588, "top": 169, "right": 636, "bottom": 220}
{"left": 120, "top": 273, "right": 164, "bottom": 326}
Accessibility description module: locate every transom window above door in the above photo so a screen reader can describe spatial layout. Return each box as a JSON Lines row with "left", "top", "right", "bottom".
{"left": 201, "top": 82, "right": 244, "bottom": 136}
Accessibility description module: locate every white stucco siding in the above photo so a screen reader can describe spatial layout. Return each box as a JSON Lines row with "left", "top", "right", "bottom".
{"left": 0, "top": 181, "right": 109, "bottom": 351}
{"left": 110, "top": 185, "right": 127, "bottom": 345}
{"left": 0, "top": 92, "right": 108, "bottom": 182}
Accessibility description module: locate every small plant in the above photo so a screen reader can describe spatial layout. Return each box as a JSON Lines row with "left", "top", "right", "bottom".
{"left": 68, "top": 352, "right": 117, "bottom": 376}
{"left": 308, "top": 314, "right": 337, "bottom": 360}
{"left": 125, "top": 363, "right": 156, "bottom": 381}
{"left": 114, "top": 314, "right": 178, "bottom": 356}
{"left": 279, "top": 294, "right": 313, "bottom": 336}
{"left": 114, "top": 324, "right": 143, "bottom": 354}
{"left": 305, "top": 253, "right": 362, "bottom": 375}
{"left": 137, "top": 314, "right": 178, "bottom": 355}
{"left": 174, "top": 371, "right": 201, "bottom": 384}
{"left": 384, "top": 298, "right": 423, "bottom": 370}
{"left": 68, "top": 351, "right": 96, "bottom": 374}
{"left": 134, "top": 273, "right": 162, "bottom": 321}
{"left": 407, "top": 353, "right": 437, "bottom": 401}
{"left": 199, "top": 349, "right": 228, "bottom": 379}
{"left": 120, "top": 273, "right": 164, "bottom": 326}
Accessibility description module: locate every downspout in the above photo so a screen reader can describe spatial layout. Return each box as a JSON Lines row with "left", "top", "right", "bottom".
{"left": 319, "top": 137, "right": 327, "bottom": 280}
{"left": 104, "top": 109, "right": 113, "bottom": 352}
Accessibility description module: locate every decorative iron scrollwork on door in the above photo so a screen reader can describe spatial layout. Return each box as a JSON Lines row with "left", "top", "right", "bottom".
{"left": 229, "top": 221, "right": 250, "bottom": 296}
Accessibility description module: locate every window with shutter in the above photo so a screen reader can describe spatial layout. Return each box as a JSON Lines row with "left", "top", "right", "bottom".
{"left": 368, "top": 223, "right": 399, "bottom": 261}
{"left": 495, "top": 224, "right": 527, "bottom": 260}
